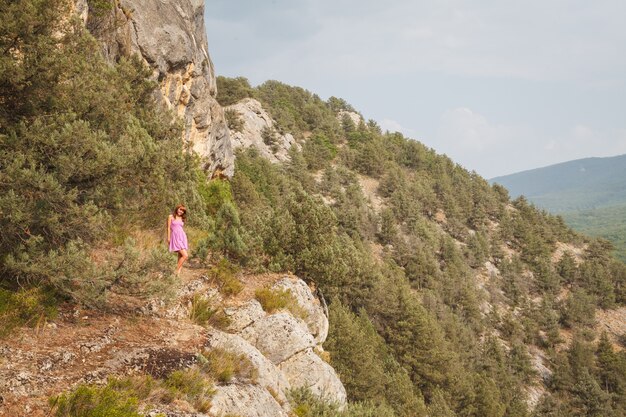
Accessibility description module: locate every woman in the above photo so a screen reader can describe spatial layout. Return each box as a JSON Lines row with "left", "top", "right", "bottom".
{"left": 168, "top": 204, "right": 189, "bottom": 275}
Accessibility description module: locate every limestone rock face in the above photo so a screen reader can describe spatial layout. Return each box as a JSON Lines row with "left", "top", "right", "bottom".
{"left": 205, "top": 276, "right": 346, "bottom": 415}
{"left": 226, "top": 98, "right": 300, "bottom": 162}
{"left": 205, "top": 330, "right": 291, "bottom": 401}
{"left": 272, "top": 278, "right": 329, "bottom": 344}
{"left": 279, "top": 349, "right": 347, "bottom": 404}
{"left": 84, "top": 0, "right": 234, "bottom": 177}
{"left": 337, "top": 110, "right": 363, "bottom": 128}
{"left": 223, "top": 299, "right": 265, "bottom": 333}
{"left": 240, "top": 312, "right": 316, "bottom": 365}
{"left": 210, "top": 384, "right": 290, "bottom": 417}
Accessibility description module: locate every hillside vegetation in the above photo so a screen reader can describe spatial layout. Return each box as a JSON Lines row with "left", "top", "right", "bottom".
{"left": 1, "top": 3, "right": 626, "bottom": 416}
{"left": 491, "top": 155, "right": 626, "bottom": 263}
{"left": 216, "top": 77, "right": 626, "bottom": 417}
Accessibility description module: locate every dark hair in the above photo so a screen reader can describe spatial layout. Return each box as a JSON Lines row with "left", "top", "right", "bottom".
{"left": 173, "top": 204, "right": 187, "bottom": 222}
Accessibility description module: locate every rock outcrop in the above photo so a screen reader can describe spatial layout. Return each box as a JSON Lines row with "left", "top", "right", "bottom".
{"left": 226, "top": 98, "right": 300, "bottom": 162}
{"left": 337, "top": 110, "right": 363, "bottom": 128}
{"left": 81, "top": 0, "right": 234, "bottom": 177}
{"left": 206, "top": 277, "right": 347, "bottom": 417}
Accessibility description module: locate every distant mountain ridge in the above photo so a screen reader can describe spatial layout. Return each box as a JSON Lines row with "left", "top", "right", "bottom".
{"left": 490, "top": 153, "right": 626, "bottom": 212}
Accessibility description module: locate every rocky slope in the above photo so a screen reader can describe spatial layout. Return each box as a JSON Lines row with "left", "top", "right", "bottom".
{"left": 78, "top": 0, "right": 234, "bottom": 177}
{"left": 226, "top": 98, "right": 300, "bottom": 162}
{"left": 0, "top": 270, "right": 345, "bottom": 416}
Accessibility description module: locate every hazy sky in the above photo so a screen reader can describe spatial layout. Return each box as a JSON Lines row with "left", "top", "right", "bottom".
{"left": 205, "top": 0, "right": 626, "bottom": 178}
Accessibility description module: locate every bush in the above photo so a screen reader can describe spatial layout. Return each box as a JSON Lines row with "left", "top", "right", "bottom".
{"left": 0, "top": 286, "right": 58, "bottom": 338}
{"left": 215, "top": 76, "right": 255, "bottom": 106}
{"left": 50, "top": 383, "right": 142, "bottom": 417}
{"left": 198, "top": 348, "right": 257, "bottom": 384}
{"left": 209, "top": 258, "right": 243, "bottom": 296}
{"left": 224, "top": 108, "right": 244, "bottom": 132}
{"left": 189, "top": 293, "right": 218, "bottom": 326}
{"left": 164, "top": 368, "right": 214, "bottom": 412}
{"left": 0, "top": 0, "right": 203, "bottom": 304}
{"left": 207, "top": 202, "right": 246, "bottom": 260}
{"left": 288, "top": 388, "right": 396, "bottom": 417}
{"left": 255, "top": 287, "right": 305, "bottom": 318}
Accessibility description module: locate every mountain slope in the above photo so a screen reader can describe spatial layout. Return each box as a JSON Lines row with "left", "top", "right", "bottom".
{"left": 3, "top": 3, "right": 626, "bottom": 417}
{"left": 491, "top": 155, "right": 626, "bottom": 261}
{"left": 490, "top": 154, "right": 626, "bottom": 212}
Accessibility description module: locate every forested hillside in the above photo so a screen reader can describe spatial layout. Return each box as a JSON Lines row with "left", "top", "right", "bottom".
{"left": 491, "top": 155, "right": 626, "bottom": 262}
{"left": 490, "top": 154, "right": 626, "bottom": 212}
{"left": 216, "top": 77, "right": 626, "bottom": 417}
{"left": 1, "top": 2, "right": 626, "bottom": 416}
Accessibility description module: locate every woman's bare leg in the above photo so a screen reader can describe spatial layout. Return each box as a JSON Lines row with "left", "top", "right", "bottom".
{"left": 176, "top": 249, "right": 189, "bottom": 275}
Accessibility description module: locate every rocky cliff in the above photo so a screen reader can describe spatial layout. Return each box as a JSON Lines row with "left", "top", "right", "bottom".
{"left": 226, "top": 98, "right": 300, "bottom": 163}
{"left": 78, "top": 0, "right": 234, "bottom": 177}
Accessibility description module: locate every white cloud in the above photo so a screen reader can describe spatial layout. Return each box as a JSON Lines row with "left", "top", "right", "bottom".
{"left": 379, "top": 118, "right": 414, "bottom": 135}
{"left": 214, "top": 0, "right": 626, "bottom": 85}
{"left": 431, "top": 108, "right": 626, "bottom": 177}
{"left": 207, "top": 1, "right": 626, "bottom": 178}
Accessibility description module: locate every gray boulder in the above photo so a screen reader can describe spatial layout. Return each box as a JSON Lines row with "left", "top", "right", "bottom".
{"left": 223, "top": 299, "right": 265, "bottom": 333}
{"left": 240, "top": 312, "right": 315, "bottom": 365}
{"left": 272, "top": 278, "right": 329, "bottom": 344}
{"left": 205, "top": 330, "right": 291, "bottom": 403}
{"left": 210, "top": 384, "right": 290, "bottom": 417}
{"left": 279, "top": 348, "right": 347, "bottom": 405}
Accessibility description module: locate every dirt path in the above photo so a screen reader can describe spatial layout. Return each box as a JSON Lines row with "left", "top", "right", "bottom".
{"left": 0, "top": 269, "right": 210, "bottom": 416}
{"left": 0, "top": 265, "right": 290, "bottom": 416}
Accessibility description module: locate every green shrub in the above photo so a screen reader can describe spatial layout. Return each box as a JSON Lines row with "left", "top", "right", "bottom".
{"left": 0, "top": 0, "right": 203, "bottom": 304}
{"left": 215, "top": 76, "right": 255, "bottom": 106}
{"left": 209, "top": 258, "right": 244, "bottom": 296}
{"left": 199, "top": 348, "right": 257, "bottom": 383}
{"left": 189, "top": 293, "right": 217, "bottom": 326}
{"left": 0, "top": 286, "right": 58, "bottom": 338}
{"left": 255, "top": 287, "right": 305, "bottom": 318}
{"left": 224, "top": 108, "right": 244, "bottom": 132}
{"left": 164, "top": 368, "right": 214, "bottom": 412}
{"left": 207, "top": 202, "right": 246, "bottom": 260}
{"left": 50, "top": 384, "right": 142, "bottom": 417}
{"left": 288, "top": 388, "right": 396, "bottom": 417}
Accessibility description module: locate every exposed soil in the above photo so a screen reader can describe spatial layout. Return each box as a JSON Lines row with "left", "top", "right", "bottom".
{"left": 0, "top": 269, "right": 211, "bottom": 416}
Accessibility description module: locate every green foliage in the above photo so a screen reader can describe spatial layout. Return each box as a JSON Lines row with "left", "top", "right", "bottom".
{"left": 261, "top": 126, "right": 279, "bottom": 152}
{"left": 0, "top": 0, "right": 202, "bottom": 305}
{"left": 215, "top": 76, "right": 255, "bottom": 106}
{"left": 0, "top": 286, "right": 58, "bottom": 338}
{"left": 198, "top": 348, "right": 257, "bottom": 384}
{"left": 288, "top": 388, "right": 397, "bottom": 417}
{"left": 563, "top": 203, "right": 626, "bottom": 263}
{"left": 209, "top": 258, "right": 244, "bottom": 296}
{"left": 51, "top": 372, "right": 216, "bottom": 416}
{"left": 302, "top": 133, "right": 337, "bottom": 170}
{"left": 325, "top": 300, "right": 426, "bottom": 416}
{"left": 224, "top": 108, "right": 244, "bottom": 132}
{"left": 560, "top": 289, "right": 597, "bottom": 328}
{"left": 255, "top": 287, "right": 306, "bottom": 318}
{"left": 254, "top": 80, "right": 343, "bottom": 139}
{"left": 164, "top": 368, "right": 214, "bottom": 412}
{"left": 206, "top": 202, "right": 246, "bottom": 260}
{"left": 4, "top": 238, "right": 177, "bottom": 308}
{"left": 189, "top": 293, "right": 218, "bottom": 326}
{"left": 51, "top": 381, "right": 142, "bottom": 417}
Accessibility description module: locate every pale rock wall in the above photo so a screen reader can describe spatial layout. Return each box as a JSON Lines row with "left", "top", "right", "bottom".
{"left": 226, "top": 98, "right": 300, "bottom": 162}
{"left": 80, "top": 0, "right": 234, "bottom": 177}
{"left": 206, "top": 277, "right": 347, "bottom": 417}
{"left": 337, "top": 110, "right": 363, "bottom": 128}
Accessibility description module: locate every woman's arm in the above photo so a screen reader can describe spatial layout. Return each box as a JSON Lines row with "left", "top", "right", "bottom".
{"left": 167, "top": 215, "right": 172, "bottom": 243}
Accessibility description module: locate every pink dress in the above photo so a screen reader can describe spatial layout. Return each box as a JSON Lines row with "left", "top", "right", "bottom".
{"left": 169, "top": 217, "right": 188, "bottom": 252}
